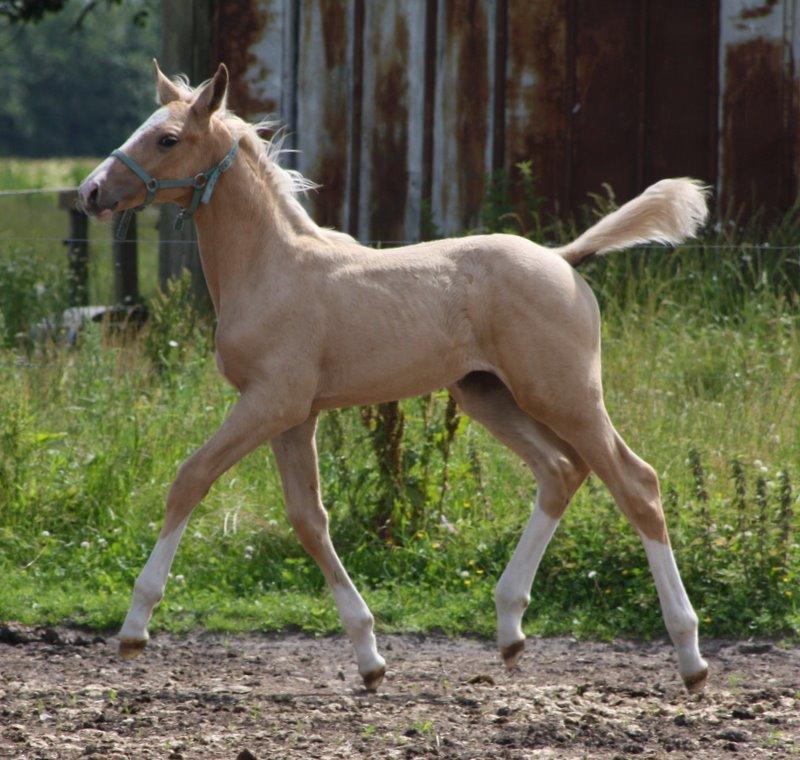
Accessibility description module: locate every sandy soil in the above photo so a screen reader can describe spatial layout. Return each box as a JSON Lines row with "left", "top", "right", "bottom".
{"left": 0, "top": 624, "right": 798, "bottom": 759}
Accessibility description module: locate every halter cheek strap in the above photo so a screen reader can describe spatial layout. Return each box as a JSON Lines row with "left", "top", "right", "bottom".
{"left": 110, "top": 139, "right": 239, "bottom": 239}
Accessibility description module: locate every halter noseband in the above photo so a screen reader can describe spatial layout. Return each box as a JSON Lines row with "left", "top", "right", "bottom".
{"left": 109, "top": 139, "right": 239, "bottom": 239}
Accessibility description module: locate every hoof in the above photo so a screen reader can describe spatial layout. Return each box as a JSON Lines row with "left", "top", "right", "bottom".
{"left": 500, "top": 639, "right": 525, "bottom": 670}
{"left": 119, "top": 638, "right": 147, "bottom": 660}
{"left": 362, "top": 666, "right": 386, "bottom": 693}
{"left": 683, "top": 666, "right": 708, "bottom": 694}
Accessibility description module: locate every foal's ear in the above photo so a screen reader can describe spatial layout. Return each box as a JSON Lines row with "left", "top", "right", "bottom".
{"left": 153, "top": 59, "right": 183, "bottom": 105}
{"left": 190, "top": 63, "right": 229, "bottom": 120}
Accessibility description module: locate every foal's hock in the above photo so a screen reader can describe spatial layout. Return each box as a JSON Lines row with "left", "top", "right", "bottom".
{"left": 78, "top": 62, "right": 710, "bottom": 693}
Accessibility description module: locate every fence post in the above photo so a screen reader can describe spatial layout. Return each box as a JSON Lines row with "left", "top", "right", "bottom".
{"left": 59, "top": 190, "right": 89, "bottom": 307}
{"left": 112, "top": 211, "right": 140, "bottom": 304}
{"left": 159, "top": 0, "right": 213, "bottom": 306}
{"left": 157, "top": 206, "right": 208, "bottom": 303}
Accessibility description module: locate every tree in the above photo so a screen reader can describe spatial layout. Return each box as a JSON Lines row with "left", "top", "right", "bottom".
{"left": 0, "top": 1, "right": 159, "bottom": 156}
{"left": 1, "top": 0, "right": 152, "bottom": 27}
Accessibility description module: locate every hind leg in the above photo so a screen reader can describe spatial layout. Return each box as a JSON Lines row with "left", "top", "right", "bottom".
{"left": 531, "top": 396, "right": 707, "bottom": 691}
{"left": 451, "top": 372, "right": 589, "bottom": 667}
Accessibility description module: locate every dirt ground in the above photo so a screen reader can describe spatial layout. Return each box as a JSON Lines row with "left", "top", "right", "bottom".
{"left": 0, "top": 624, "right": 797, "bottom": 759}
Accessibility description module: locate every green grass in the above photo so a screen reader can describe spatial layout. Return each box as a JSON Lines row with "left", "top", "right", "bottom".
{"left": 0, "top": 266, "right": 797, "bottom": 641}
{"left": 0, "top": 159, "right": 797, "bottom": 641}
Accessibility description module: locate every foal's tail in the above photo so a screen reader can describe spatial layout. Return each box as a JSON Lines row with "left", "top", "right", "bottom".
{"left": 556, "top": 178, "right": 709, "bottom": 266}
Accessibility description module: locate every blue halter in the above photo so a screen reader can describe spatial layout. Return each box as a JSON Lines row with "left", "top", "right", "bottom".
{"left": 110, "top": 139, "right": 239, "bottom": 239}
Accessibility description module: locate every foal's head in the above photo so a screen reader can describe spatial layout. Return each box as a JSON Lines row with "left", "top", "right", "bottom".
{"left": 79, "top": 61, "right": 231, "bottom": 219}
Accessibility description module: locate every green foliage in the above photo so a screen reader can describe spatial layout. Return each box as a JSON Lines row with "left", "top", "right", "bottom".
{"left": 0, "top": 247, "right": 69, "bottom": 346}
{"left": 0, "top": 158, "right": 100, "bottom": 191}
{"left": 0, "top": 1, "right": 159, "bottom": 157}
{"left": 0, "top": 0, "right": 157, "bottom": 28}
{"left": 143, "top": 270, "right": 212, "bottom": 375}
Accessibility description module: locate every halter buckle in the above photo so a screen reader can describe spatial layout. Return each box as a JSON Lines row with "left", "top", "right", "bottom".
{"left": 145, "top": 178, "right": 158, "bottom": 192}
{"left": 192, "top": 173, "right": 208, "bottom": 189}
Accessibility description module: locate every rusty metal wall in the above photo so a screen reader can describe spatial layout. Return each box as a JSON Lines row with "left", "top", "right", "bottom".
{"left": 203, "top": 0, "right": 800, "bottom": 241}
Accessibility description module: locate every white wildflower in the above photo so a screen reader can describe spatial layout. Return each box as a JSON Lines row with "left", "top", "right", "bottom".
{"left": 439, "top": 514, "right": 457, "bottom": 534}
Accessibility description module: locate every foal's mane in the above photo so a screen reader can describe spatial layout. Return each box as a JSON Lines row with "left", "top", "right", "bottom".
{"left": 169, "top": 75, "right": 317, "bottom": 207}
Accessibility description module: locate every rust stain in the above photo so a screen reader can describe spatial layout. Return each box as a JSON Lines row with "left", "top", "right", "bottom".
{"left": 205, "top": 0, "right": 797, "bottom": 232}
{"left": 722, "top": 37, "right": 788, "bottom": 217}
{"left": 213, "top": 0, "right": 276, "bottom": 118}
{"left": 308, "top": 0, "right": 350, "bottom": 228}
{"left": 740, "top": 0, "right": 780, "bottom": 20}
{"left": 571, "top": 0, "right": 642, "bottom": 207}
{"left": 320, "top": 0, "right": 347, "bottom": 70}
{"left": 505, "top": 0, "right": 568, "bottom": 215}
{"left": 368, "top": 8, "right": 410, "bottom": 240}
{"left": 450, "top": 0, "right": 490, "bottom": 229}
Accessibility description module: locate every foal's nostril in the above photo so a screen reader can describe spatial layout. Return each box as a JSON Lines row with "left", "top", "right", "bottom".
{"left": 78, "top": 180, "right": 99, "bottom": 213}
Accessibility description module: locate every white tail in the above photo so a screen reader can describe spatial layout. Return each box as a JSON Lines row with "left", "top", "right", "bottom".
{"left": 557, "top": 178, "right": 709, "bottom": 266}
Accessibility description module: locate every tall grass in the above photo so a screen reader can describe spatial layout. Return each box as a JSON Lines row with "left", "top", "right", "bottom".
{"left": 0, "top": 165, "right": 797, "bottom": 640}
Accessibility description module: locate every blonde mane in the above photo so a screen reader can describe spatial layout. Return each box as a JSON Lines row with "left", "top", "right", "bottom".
{"left": 168, "top": 75, "right": 322, "bottom": 234}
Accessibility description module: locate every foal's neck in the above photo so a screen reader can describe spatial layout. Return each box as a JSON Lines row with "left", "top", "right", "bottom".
{"left": 192, "top": 148, "right": 325, "bottom": 312}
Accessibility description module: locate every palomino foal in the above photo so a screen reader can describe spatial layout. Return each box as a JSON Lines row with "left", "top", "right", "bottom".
{"left": 79, "top": 63, "right": 709, "bottom": 693}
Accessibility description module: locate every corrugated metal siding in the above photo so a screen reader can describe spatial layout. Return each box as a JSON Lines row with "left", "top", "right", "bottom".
{"left": 504, "top": 0, "right": 569, "bottom": 215}
{"left": 295, "top": 0, "right": 352, "bottom": 229}
{"left": 200, "top": 0, "right": 800, "bottom": 241}
{"left": 570, "top": 1, "right": 644, "bottom": 208}
{"left": 431, "top": 0, "right": 498, "bottom": 235}
{"left": 642, "top": 1, "right": 720, "bottom": 190}
{"left": 359, "top": 1, "right": 427, "bottom": 241}
{"left": 719, "top": 0, "right": 797, "bottom": 215}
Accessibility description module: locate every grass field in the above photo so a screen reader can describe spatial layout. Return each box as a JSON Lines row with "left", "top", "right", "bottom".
{"left": 0, "top": 159, "right": 798, "bottom": 643}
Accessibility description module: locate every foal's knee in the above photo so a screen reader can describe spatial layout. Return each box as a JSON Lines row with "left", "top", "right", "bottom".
{"left": 164, "top": 459, "right": 212, "bottom": 526}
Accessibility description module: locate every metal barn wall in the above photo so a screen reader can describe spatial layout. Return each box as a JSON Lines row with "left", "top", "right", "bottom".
{"left": 165, "top": 0, "right": 800, "bottom": 244}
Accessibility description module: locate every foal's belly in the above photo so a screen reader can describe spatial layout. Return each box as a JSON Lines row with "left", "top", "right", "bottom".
{"left": 311, "top": 341, "right": 479, "bottom": 410}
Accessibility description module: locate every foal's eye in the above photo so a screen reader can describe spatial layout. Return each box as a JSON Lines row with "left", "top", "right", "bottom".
{"left": 158, "top": 135, "right": 179, "bottom": 148}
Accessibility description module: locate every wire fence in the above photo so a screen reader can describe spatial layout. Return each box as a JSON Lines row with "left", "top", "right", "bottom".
{"left": 1, "top": 184, "right": 798, "bottom": 311}
{"left": 1, "top": 234, "right": 800, "bottom": 251}
{"left": 3, "top": 185, "right": 800, "bottom": 250}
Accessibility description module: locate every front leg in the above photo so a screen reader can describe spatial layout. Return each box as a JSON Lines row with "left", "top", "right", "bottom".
{"left": 118, "top": 390, "right": 307, "bottom": 657}
{"left": 271, "top": 415, "right": 386, "bottom": 691}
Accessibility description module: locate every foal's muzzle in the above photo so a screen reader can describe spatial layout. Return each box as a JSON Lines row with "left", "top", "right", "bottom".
{"left": 79, "top": 179, "right": 119, "bottom": 218}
